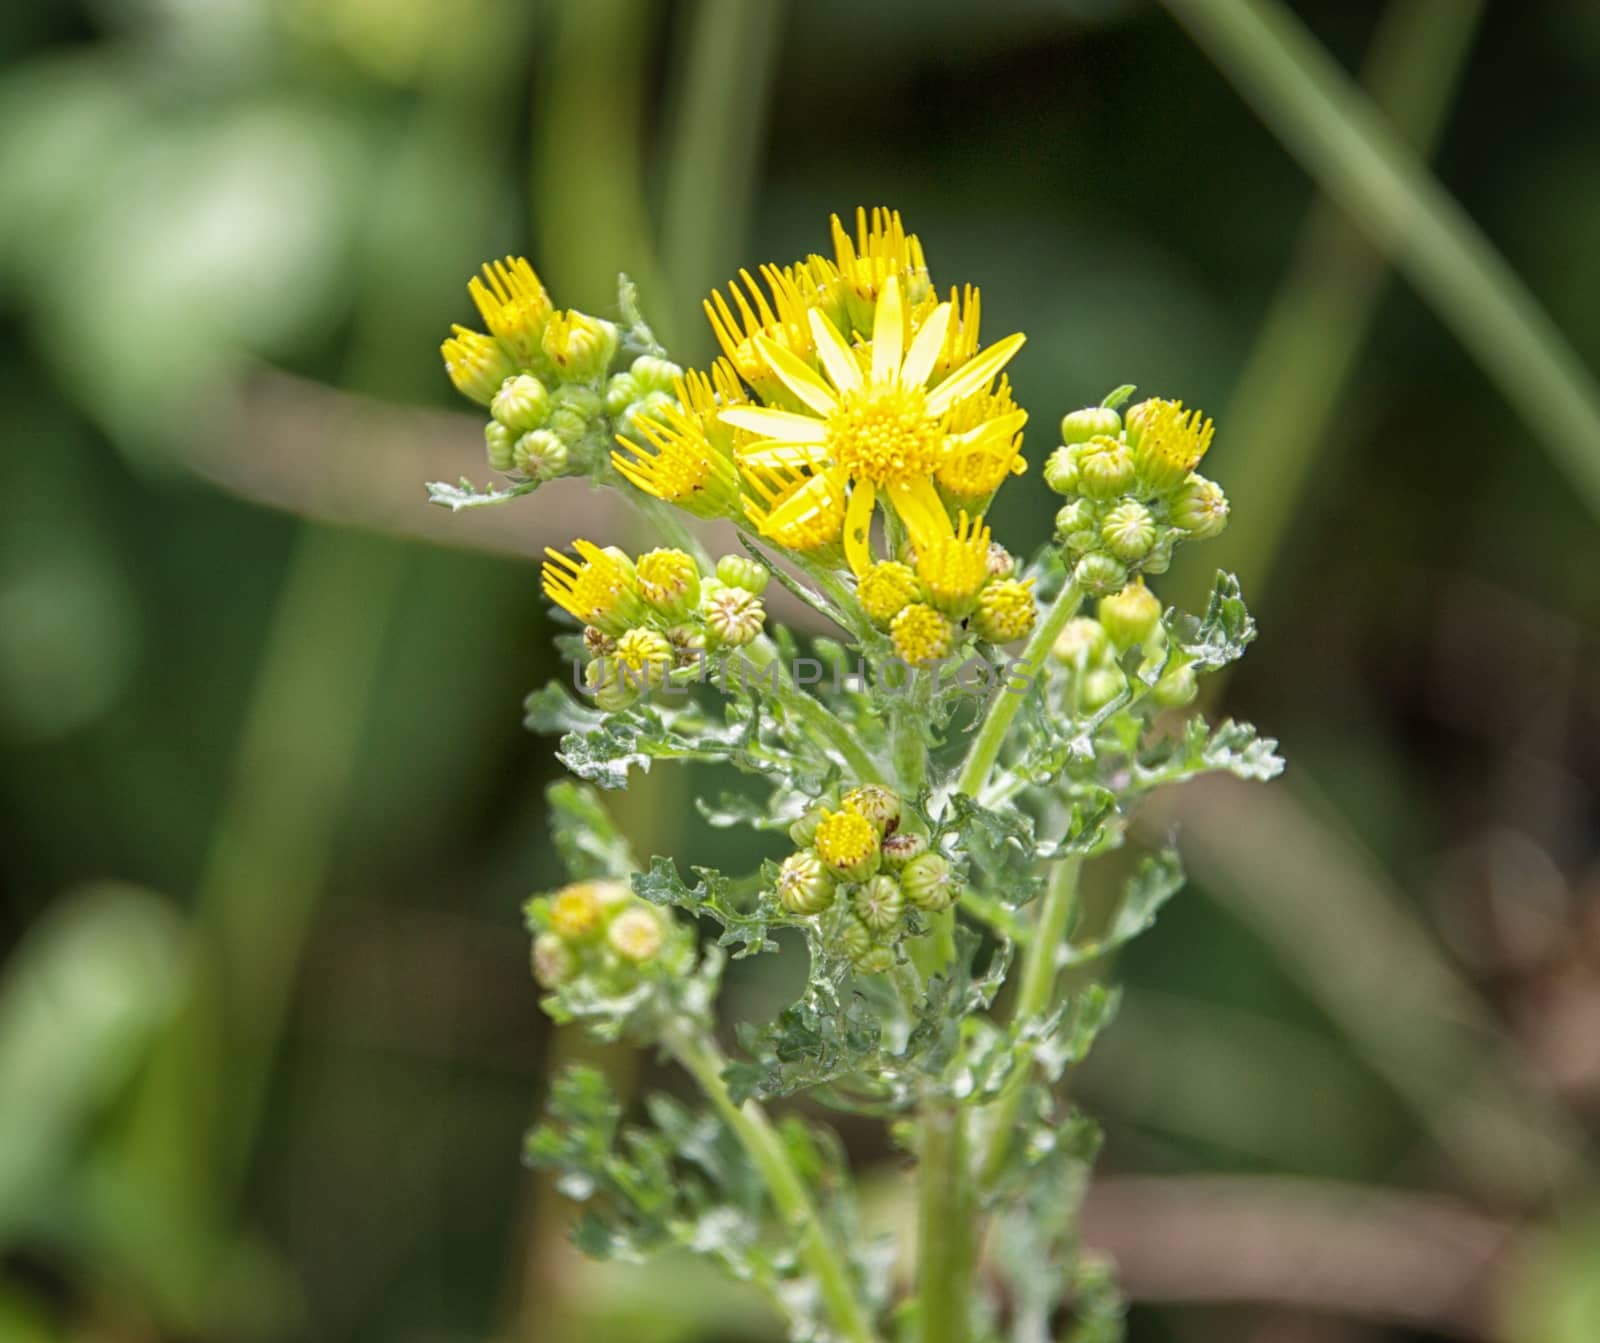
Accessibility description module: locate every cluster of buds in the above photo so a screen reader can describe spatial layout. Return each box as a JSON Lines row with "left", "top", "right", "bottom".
{"left": 545, "top": 543, "right": 772, "bottom": 711}
{"left": 440, "top": 256, "right": 634, "bottom": 482}
{"left": 1050, "top": 580, "right": 1198, "bottom": 712}
{"left": 775, "top": 785, "right": 959, "bottom": 974}
{"left": 854, "top": 514, "right": 1039, "bottom": 667}
{"left": 1045, "top": 395, "right": 1229, "bottom": 597}
{"left": 527, "top": 879, "right": 692, "bottom": 994}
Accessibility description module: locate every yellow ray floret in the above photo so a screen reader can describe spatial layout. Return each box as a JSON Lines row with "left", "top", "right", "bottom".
{"left": 742, "top": 462, "right": 848, "bottom": 553}
{"left": 541, "top": 539, "right": 644, "bottom": 635}
{"left": 719, "top": 273, "right": 1026, "bottom": 576}
{"left": 704, "top": 261, "right": 834, "bottom": 397}
{"left": 938, "top": 376, "right": 1028, "bottom": 502}
{"left": 916, "top": 511, "right": 991, "bottom": 615}
{"left": 613, "top": 365, "right": 744, "bottom": 518}
{"left": 1128, "top": 397, "right": 1215, "bottom": 490}
{"left": 468, "top": 256, "right": 551, "bottom": 363}
{"left": 832, "top": 207, "right": 931, "bottom": 324}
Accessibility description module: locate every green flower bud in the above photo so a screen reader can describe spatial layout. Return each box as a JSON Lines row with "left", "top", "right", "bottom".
{"left": 777, "top": 851, "right": 837, "bottom": 915}
{"left": 630, "top": 355, "right": 684, "bottom": 394}
{"left": 485, "top": 420, "right": 517, "bottom": 474}
{"left": 1141, "top": 535, "right": 1175, "bottom": 576}
{"left": 1043, "top": 445, "right": 1080, "bottom": 495}
{"left": 616, "top": 390, "right": 675, "bottom": 442}
{"left": 1098, "top": 581, "right": 1163, "bottom": 653}
{"left": 635, "top": 548, "right": 701, "bottom": 619}
{"left": 666, "top": 624, "right": 707, "bottom": 667}
{"left": 901, "top": 852, "right": 956, "bottom": 912}
{"left": 880, "top": 831, "right": 928, "bottom": 869}
{"left": 789, "top": 808, "right": 824, "bottom": 848}
{"left": 588, "top": 660, "right": 640, "bottom": 713}
{"left": 1076, "top": 436, "right": 1136, "bottom": 500}
{"left": 1080, "top": 665, "right": 1127, "bottom": 713}
{"left": 852, "top": 944, "right": 896, "bottom": 976}
{"left": 1151, "top": 662, "right": 1199, "bottom": 708}
{"left": 1101, "top": 501, "right": 1157, "bottom": 563}
{"left": 541, "top": 310, "right": 619, "bottom": 382}
{"left": 1073, "top": 553, "right": 1129, "bottom": 597}
{"left": 842, "top": 783, "right": 901, "bottom": 836}
{"left": 608, "top": 905, "right": 666, "bottom": 963}
{"left": 854, "top": 874, "right": 906, "bottom": 933}
{"left": 547, "top": 384, "right": 606, "bottom": 448}
{"left": 1060, "top": 405, "right": 1123, "bottom": 445}
{"left": 1055, "top": 499, "right": 1100, "bottom": 554}
{"left": 1170, "top": 473, "right": 1230, "bottom": 539}
{"left": 491, "top": 374, "right": 552, "bottom": 433}
{"left": 532, "top": 932, "right": 575, "bottom": 988}
{"left": 1051, "top": 616, "right": 1111, "bottom": 666}
{"left": 603, "top": 372, "right": 641, "bottom": 417}
{"left": 715, "top": 554, "right": 771, "bottom": 595}
{"left": 703, "top": 586, "right": 765, "bottom": 648}
{"left": 840, "top": 915, "right": 892, "bottom": 973}
{"left": 513, "top": 429, "right": 569, "bottom": 481}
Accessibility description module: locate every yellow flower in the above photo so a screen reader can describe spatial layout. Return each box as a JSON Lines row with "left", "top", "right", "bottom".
{"left": 468, "top": 256, "right": 551, "bottom": 364}
{"left": 890, "top": 602, "right": 955, "bottom": 667}
{"left": 542, "top": 540, "right": 645, "bottom": 636}
{"left": 856, "top": 561, "right": 921, "bottom": 627}
{"left": 550, "top": 885, "right": 604, "bottom": 941}
{"left": 831, "top": 206, "right": 931, "bottom": 330}
{"left": 1127, "top": 398, "right": 1215, "bottom": 491}
{"left": 742, "top": 461, "right": 848, "bottom": 554}
{"left": 937, "top": 375, "right": 1027, "bottom": 503}
{"left": 916, "top": 510, "right": 991, "bottom": 615}
{"left": 720, "top": 274, "right": 1026, "bottom": 576}
{"left": 612, "top": 365, "right": 744, "bottom": 518}
{"left": 440, "top": 324, "right": 516, "bottom": 406}
{"left": 814, "top": 807, "right": 880, "bottom": 880}
{"left": 972, "top": 578, "right": 1038, "bottom": 644}
{"left": 925, "top": 284, "right": 982, "bottom": 381}
{"left": 704, "top": 262, "right": 836, "bottom": 400}
{"left": 635, "top": 548, "right": 701, "bottom": 615}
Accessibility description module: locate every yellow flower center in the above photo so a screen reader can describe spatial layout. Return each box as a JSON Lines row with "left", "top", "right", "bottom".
{"left": 826, "top": 383, "right": 943, "bottom": 487}
{"left": 814, "top": 809, "right": 879, "bottom": 871}
{"left": 890, "top": 603, "right": 955, "bottom": 666}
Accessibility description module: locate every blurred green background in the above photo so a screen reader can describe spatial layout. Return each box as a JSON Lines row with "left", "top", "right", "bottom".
{"left": 4, "top": 0, "right": 1600, "bottom": 1340}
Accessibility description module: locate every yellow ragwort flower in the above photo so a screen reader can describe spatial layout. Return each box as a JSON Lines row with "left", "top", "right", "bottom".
{"left": 814, "top": 807, "right": 880, "bottom": 880}
{"left": 612, "top": 365, "right": 745, "bottom": 518}
{"left": 720, "top": 274, "right": 1027, "bottom": 576}
{"left": 542, "top": 540, "right": 645, "bottom": 636}
{"left": 1127, "top": 397, "right": 1215, "bottom": 492}
{"left": 915, "top": 510, "right": 991, "bottom": 616}
{"left": 937, "top": 375, "right": 1027, "bottom": 503}
{"left": 441, "top": 324, "right": 516, "bottom": 406}
{"left": 832, "top": 206, "right": 931, "bottom": 329}
{"left": 856, "top": 561, "right": 922, "bottom": 627}
{"left": 742, "top": 461, "right": 848, "bottom": 554}
{"left": 469, "top": 256, "right": 551, "bottom": 364}
{"left": 972, "top": 578, "right": 1038, "bottom": 645}
{"left": 704, "top": 261, "right": 836, "bottom": 398}
{"left": 890, "top": 602, "right": 956, "bottom": 667}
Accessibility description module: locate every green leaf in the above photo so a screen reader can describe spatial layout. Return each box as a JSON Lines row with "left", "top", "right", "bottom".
{"left": 547, "top": 781, "right": 637, "bottom": 880}
{"left": 425, "top": 476, "right": 542, "bottom": 511}
{"left": 1168, "top": 570, "right": 1257, "bottom": 671}
{"left": 1063, "top": 849, "right": 1185, "bottom": 967}
{"left": 632, "top": 857, "right": 782, "bottom": 958}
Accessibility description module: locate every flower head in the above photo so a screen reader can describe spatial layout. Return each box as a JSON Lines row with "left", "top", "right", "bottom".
{"left": 831, "top": 206, "right": 931, "bottom": 329}
{"left": 608, "top": 906, "right": 665, "bottom": 963}
{"left": 613, "top": 366, "right": 745, "bottom": 519}
{"left": 973, "top": 578, "right": 1038, "bottom": 644}
{"left": 441, "top": 324, "right": 516, "bottom": 405}
{"left": 635, "top": 548, "right": 700, "bottom": 617}
{"left": 915, "top": 511, "right": 991, "bottom": 616}
{"left": 814, "top": 808, "right": 880, "bottom": 881}
{"left": 890, "top": 602, "right": 956, "bottom": 667}
{"left": 857, "top": 561, "right": 922, "bottom": 627}
{"left": 468, "top": 256, "right": 551, "bottom": 364}
{"left": 1127, "top": 398, "right": 1214, "bottom": 491}
{"left": 703, "top": 585, "right": 765, "bottom": 648}
{"left": 705, "top": 262, "right": 835, "bottom": 398}
{"left": 542, "top": 540, "right": 644, "bottom": 636}
{"left": 541, "top": 310, "right": 618, "bottom": 382}
{"left": 742, "top": 462, "right": 848, "bottom": 554}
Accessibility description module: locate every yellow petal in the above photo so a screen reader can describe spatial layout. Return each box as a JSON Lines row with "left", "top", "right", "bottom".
{"left": 843, "top": 477, "right": 877, "bottom": 577}
{"left": 764, "top": 468, "right": 846, "bottom": 540}
{"left": 925, "top": 332, "right": 1026, "bottom": 416}
{"left": 808, "top": 309, "right": 864, "bottom": 395}
{"left": 872, "top": 274, "right": 904, "bottom": 385}
{"left": 737, "top": 441, "right": 831, "bottom": 469}
{"left": 754, "top": 334, "right": 839, "bottom": 416}
{"left": 720, "top": 405, "right": 827, "bottom": 441}
{"left": 887, "top": 475, "right": 953, "bottom": 551}
{"left": 900, "top": 302, "right": 953, "bottom": 390}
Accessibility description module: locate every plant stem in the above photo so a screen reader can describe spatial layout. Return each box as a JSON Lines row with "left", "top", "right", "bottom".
{"left": 740, "top": 636, "right": 886, "bottom": 784}
{"left": 952, "top": 582, "right": 1082, "bottom": 803}
{"left": 916, "top": 1099, "right": 974, "bottom": 1343}
{"left": 976, "top": 856, "right": 1082, "bottom": 1187}
{"left": 666, "top": 1025, "right": 882, "bottom": 1343}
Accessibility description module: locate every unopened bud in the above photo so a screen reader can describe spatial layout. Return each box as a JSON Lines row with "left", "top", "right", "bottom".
{"left": 550, "top": 884, "right": 605, "bottom": 942}
{"left": 1080, "top": 665, "right": 1127, "bottom": 713}
{"left": 541, "top": 310, "right": 619, "bottom": 382}
{"left": 666, "top": 624, "right": 707, "bottom": 667}
{"left": 1151, "top": 662, "right": 1199, "bottom": 708}
{"left": 1076, "top": 436, "right": 1136, "bottom": 500}
{"left": 1073, "top": 553, "right": 1129, "bottom": 597}
{"left": 1170, "top": 473, "right": 1229, "bottom": 539}
{"left": 1055, "top": 499, "right": 1100, "bottom": 554}
{"left": 1101, "top": 501, "right": 1157, "bottom": 562}
{"left": 986, "top": 543, "right": 1015, "bottom": 580}
{"left": 1043, "top": 445, "right": 1080, "bottom": 495}
{"left": 843, "top": 784, "right": 901, "bottom": 836}
{"left": 1098, "top": 581, "right": 1163, "bottom": 653}
{"left": 513, "top": 429, "right": 569, "bottom": 481}
{"left": 608, "top": 905, "right": 666, "bottom": 963}
{"left": 604, "top": 372, "right": 641, "bottom": 417}
{"left": 583, "top": 626, "right": 617, "bottom": 659}
{"left": 890, "top": 602, "right": 956, "bottom": 667}
{"left": 715, "top": 554, "right": 770, "bottom": 595}
{"left": 485, "top": 421, "right": 517, "bottom": 473}
{"left": 1052, "top": 616, "right": 1111, "bottom": 666}
{"left": 441, "top": 325, "right": 516, "bottom": 406}
{"left": 704, "top": 586, "right": 765, "bottom": 648}
{"left": 901, "top": 852, "right": 956, "bottom": 912}
{"left": 840, "top": 915, "right": 891, "bottom": 973}
{"left": 854, "top": 874, "right": 907, "bottom": 933}
{"left": 636, "top": 548, "right": 701, "bottom": 619}
{"left": 613, "top": 628, "right": 674, "bottom": 691}
{"left": 1060, "top": 405, "right": 1123, "bottom": 445}
{"left": 880, "top": 831, "right": 928, "bottom": 869}
{"left": 973, "top": 579, "right": 1038, "bottom": 645}
{"left": 532, "top": 932, "right": 576, "bottom": 988}
{"left": 492, "top": 374, "right": 552, "bottom": 433}
{"left": 777, "top": 851, "right": 837, "bottom": 915}
{"left": 789, "top": 809, "right": 823, "bottom": 848}
{"left": 857, "top": 561, "right": 922, "bottom": 627}
{"left": 630, "top": 355, "right": 684, "bottom": 394}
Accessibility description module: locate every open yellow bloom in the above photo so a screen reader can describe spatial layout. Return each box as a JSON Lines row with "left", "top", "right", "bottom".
{"left": 742, "top": 462, "right": 848, "bottom": 554}
{"left": 719, "top": 275, "right": 1026, "bottom": 576}
{"left": 1127, "top": 398, "right": 1215, "bottom": 491}
{"left": 916, "top": 511, "right": 991, "bottom": 615}
{"left": 613, "top": 364, "right": 744, "bottom": 518}
{"left": 704, "top": 261, "right": 836, "bottom": 399}
{"left": 832, "top": 207, "right": 931, "bottom": 329}
{"left": 469, "top": 256, "right": 551, "bottom": 364}
{"left": 541, "top": 540, "right": 644, "bottom": 636}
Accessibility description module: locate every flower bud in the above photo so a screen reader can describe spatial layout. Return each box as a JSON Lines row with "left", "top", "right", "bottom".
{"left": 1076, "top": 436, "right": 1136, "bottom": 500}
{"left": 789, "top": 808, "right": 823, "bottom": 848}
{"left": 441, "top": 325, "right": 516, "bottom": 406}
{"left": 1051, "top": 616, "right": 1110, "bottom": 666}
{"left": 972, "top": 578, "right": 1038, "bottom": 645}
{"left": 1151, "top": 662, "right": 1199, "bottom": 708}
{"left": 492, "top": 374, "right": 552, "bottom": 433}
{"left": 777, "top": 851, "right": 837, "bottom": 915}
{"left": 880, "top": 831, "right": 928, "bottom": 869}
{"left": 532, "top": 933, "right": 575, "bottom": 988}
{"left": 1170, "top": 473, "right": 1229, "bottom": 539}
{"left": 604, "top": 372, "right": 641, "bottom": 417}
{"left": 1126, "top": 398, "right": 1214, "bottom": 492}
{"left": 703, "top": 585, "right": 765, "bottom": 648}
{"left": 857, "top": 561, "right": 922, "bottom": 627}
{"left": 1098, "top": 581, "right": 1162, "bottom": 653}
{"left": 1101, "top": 501, "right": 1157, "bottom": 563}
{"left": 854, "top": 874, "right": 907, "bottom": 933}
{"left": 840, "top": 915, "right": 892, "bottom": 973}
{"left": 546, "top": 384, "right": 606, "bottom": 447}
{"left": 986, "top": 543, "right": 1015, "bottom": 580}
{"left": 1080, "top": 665, "right": 1128, "bottom": 713}
{"left": 1073, "top": 553, "right": 1129, "bottom": 597}
{"left": 541, "top": 310, "right": 619, "bottom": 382}
{"left": 608, "top": 905, "right": 666, "bottom": 963}
{"left": 587, "top": 660, "right": 640, "bottom": 712}
{"left": 901, "top": 852, "right": 956, "bottom": 912}
{"left": 890, "top": 602, "right": 956, "bottom": 667}
{"left": 1043, "top": 445, "right": 1080, "bottom": 495}
{"left": 613, "top": 627, "right": 675, "bottom": 691}
{"left": 630, "top": 355, "right": 684, "bottom": 395}
{"left": 1055, "top": 499, "right": 1099, "bottom": 554}
{"left": 814, "top": 808, "right": 880, "bottom": 881}
{"left": 513, "top": 429, "right": 569, "bottom": 481}
{"left": 715, "top": 554, "right": 770, "bottom": 595}
{"left": 852, "top": 944, "right": 896, "bottom": 976}
{"left": 1060, "top": 405, "right": 1123, "bottom": 445}
{"left": 1141, "top": 536, "right": 1175, "bottom": 576}
{"left": 550, "top": 884, "right": 605, "bottom": 942}
{"left": 485, "top": 421, "right": 517, "bottom": 474}
{"left": 582, "top": 626, "right": 617, "bottom": 659}
{"left": 666, "top": 624, "right": 707, "bottom": 667}
{"left": 635, "top": 548, "right": 701, "bottom": 619}
{"left": 843, "top": 784, "right": 901, "bottom": 836}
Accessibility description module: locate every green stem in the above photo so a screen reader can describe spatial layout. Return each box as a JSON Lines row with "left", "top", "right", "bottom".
{"left": 1162, "top": 0, "right": 1600, "bottom": 520}
{"left": 916, "top": 1099, "right": 974, "bottom": 1343}
{"left": 952, "top": 581, "right": 1082, "bottom": 802}
{"left": 666, "top": 1025, "right": 882, "bottom": 1343}
{"left": 741, "top": 637, "right": 886, "bottom": 784}
{"left": 976, "top": 856, "right": 1082, "bottom": 1187}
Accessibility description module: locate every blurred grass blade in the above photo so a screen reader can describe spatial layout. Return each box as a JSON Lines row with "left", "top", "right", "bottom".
{"left": 1163, "top": 0, "right": 1600, "bottom": 518}
{"left": 1203, "top": 0, "right": 1485, "bottom": 602}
